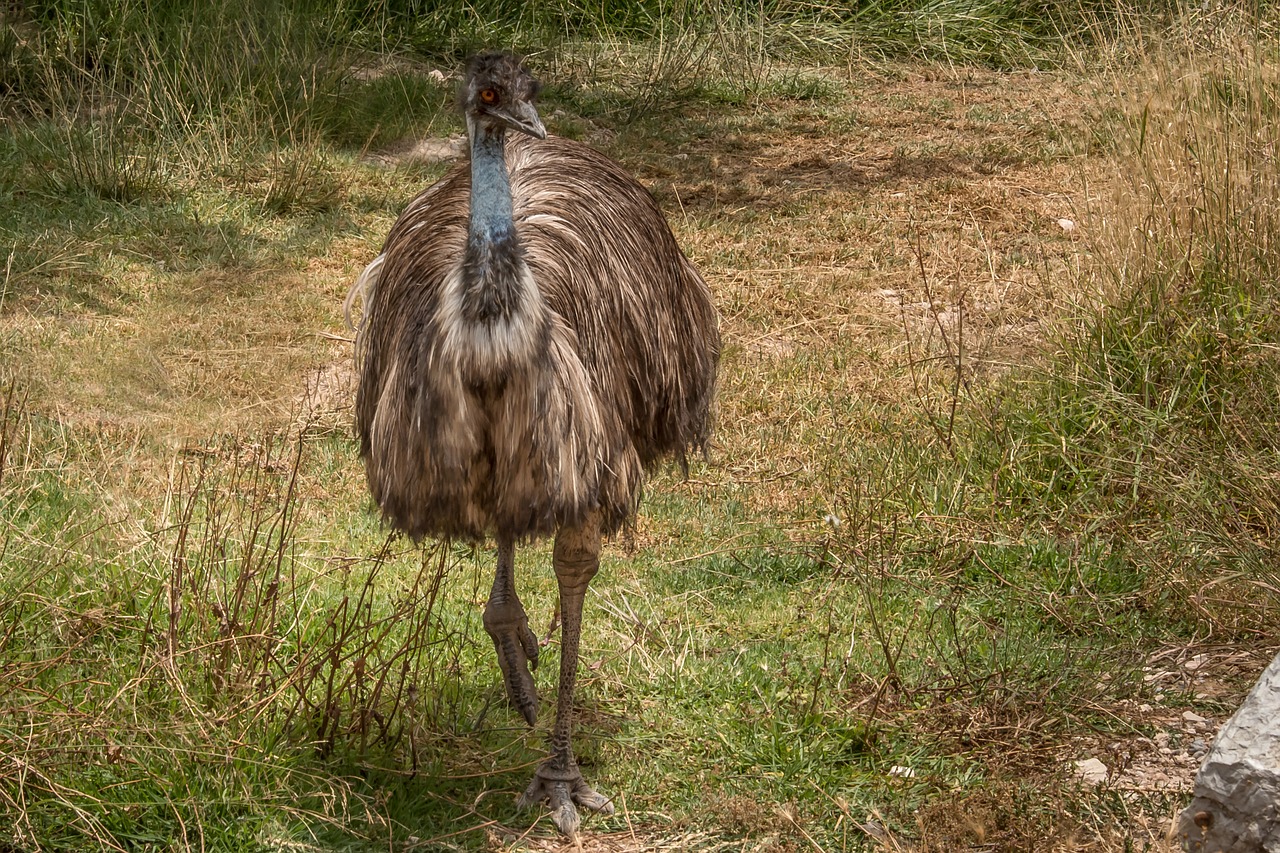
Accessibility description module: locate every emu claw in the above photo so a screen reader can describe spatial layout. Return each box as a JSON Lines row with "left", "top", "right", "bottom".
{"left": 483, "top": 605, "right": 540, "bottom": 725}
{"left": 517, "top": 765, "right": 614, "bottom": 836}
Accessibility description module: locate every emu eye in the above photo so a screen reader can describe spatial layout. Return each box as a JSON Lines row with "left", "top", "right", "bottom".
{"left": 479, "top": 88, "right": 498, "bottom": 105}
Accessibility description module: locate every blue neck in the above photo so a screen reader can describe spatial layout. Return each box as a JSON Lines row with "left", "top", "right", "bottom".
{"left": 460, "top": 123, "right": 526, "bottom": 326}
{"left": 468, "top": 126, "right": 515, "bottom": 244}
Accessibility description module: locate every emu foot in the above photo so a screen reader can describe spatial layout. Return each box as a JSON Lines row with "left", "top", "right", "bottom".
{"left": 517, "top": 762, "right": 614, "bottom": 836}
{"left": 482, "top": 602, "right": 539, "bottom": 725}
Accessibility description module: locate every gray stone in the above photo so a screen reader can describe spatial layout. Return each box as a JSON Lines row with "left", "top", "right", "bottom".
{"left": 1073, "top": 757, "right": 1109, "bottom": 786}
{"left": 1180, "top": 649, "right": 1280, "bottom": 853}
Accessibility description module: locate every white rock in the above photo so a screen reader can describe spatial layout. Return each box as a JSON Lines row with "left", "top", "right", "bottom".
{"left": 1074, "top": 757, "right": 1109, "bottom": 785}
{"left": 1057, "top": 217, "right": 1077, "bottom": 233}
{"left": 1182, "top": 711, "right": 1209, "bottom": 724}
{"left": 408, "top": 137, "right": 466, "bottom": 164}
{"left": 1179, "top": 649, "right": 1280, "bottom": 852}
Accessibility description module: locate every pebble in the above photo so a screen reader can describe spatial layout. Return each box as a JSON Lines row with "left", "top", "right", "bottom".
{"left": 1074, "top": 758, "right": 1108, "bottom": 785}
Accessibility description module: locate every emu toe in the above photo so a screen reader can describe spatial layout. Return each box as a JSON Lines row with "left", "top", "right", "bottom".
{"left": 482, "top": 603, "right": 540, "bottom": 725}
{"left": 517, "top": 763, "right": 614, "bottom": 836}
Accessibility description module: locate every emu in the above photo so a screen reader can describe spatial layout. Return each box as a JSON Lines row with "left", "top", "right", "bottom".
{"left": 348, "top": 52, "right": 719, "bottom": 834}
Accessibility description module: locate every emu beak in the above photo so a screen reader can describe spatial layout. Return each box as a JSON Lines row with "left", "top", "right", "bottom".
{"left": 499, "top": 100, "right": 547, "bottom": 140}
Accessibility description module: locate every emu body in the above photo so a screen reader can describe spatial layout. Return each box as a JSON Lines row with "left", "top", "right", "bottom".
{"left": 351, "top": 53, "right": 719, "bottom": 835}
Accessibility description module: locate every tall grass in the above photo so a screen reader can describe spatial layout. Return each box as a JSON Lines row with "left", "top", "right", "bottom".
{"left": 8, "top": 0, "right": 339, "bottom": 125}
{"left": 3, "top": 0, "right": 443, "bottom": 215}
{"left": 0, "top": 0, "right": 1195, "bottom": 221}
{"left": 332, "top": 0, "right": 1182, "bottom": 68}
{"left": 990, "top": 9, "right": 1280, "bottom": 637}
{"left": 0, "top": 0, "right": 1157, "bottom": 147}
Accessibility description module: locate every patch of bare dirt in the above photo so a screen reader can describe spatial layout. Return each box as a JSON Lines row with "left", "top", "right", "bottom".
{"left": 626, "top": 65, "right": 1093, "bottom": 407}
{"left": 297, "top": 358, "right": 356, "bottom": 424}
{"left": 483, "top": 827, "right": 758, "bottom": 852}
{"left": 364, "top": 135, "right": 466, "bottom": 168}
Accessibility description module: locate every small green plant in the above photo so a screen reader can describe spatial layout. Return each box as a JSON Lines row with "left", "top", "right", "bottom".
{"left": 258, "top": 143, "right": 345, "bottom": 215}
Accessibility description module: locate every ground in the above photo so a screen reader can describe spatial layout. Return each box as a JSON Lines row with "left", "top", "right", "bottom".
{"left": 2, "top": 50, "right": 1271, "bottom": 852}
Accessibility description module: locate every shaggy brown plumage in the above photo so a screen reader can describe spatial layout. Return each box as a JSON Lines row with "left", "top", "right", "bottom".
{"left": 354, "top": 133, "right": 719, "bottom": 541}
{"left": 349, "top": 51, "right": 718, "bottom": 836}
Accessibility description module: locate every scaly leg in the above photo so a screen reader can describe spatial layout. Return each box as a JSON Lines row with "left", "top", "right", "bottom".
{"left": 517, "top": 512, "right": 614, "bottom": 835}
{"left": 482, "top": 534, "right": 540, "bottom": 725}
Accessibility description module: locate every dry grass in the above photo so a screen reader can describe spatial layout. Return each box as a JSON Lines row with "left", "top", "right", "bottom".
{"left": 625, "top": 63, "right": 1101, "bottom": 526}
{"left": 3, "top": 61, "right": 1098, "bottom": 488}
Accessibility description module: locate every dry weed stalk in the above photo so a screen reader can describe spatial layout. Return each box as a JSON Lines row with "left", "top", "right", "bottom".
{"left": 152, "top": 429, "right": 465, "bottom": 757}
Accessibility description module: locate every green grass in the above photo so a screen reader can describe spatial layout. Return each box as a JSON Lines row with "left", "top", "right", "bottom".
{"left": 5, "top": 406, "right": 1188, "bottom": 849}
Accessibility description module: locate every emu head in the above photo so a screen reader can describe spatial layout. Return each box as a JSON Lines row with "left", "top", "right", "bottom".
{"left": 460, "top": 52, "right": 547, "bottom": 140}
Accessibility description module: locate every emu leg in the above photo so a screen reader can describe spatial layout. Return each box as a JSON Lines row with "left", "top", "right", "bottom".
{"left": 483, "top": 535, "right": 540, "bottom": 725}
{"left": 517, "top": 512, "right": 614, "bottom": 835}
